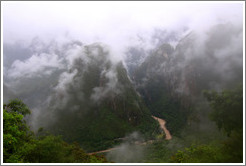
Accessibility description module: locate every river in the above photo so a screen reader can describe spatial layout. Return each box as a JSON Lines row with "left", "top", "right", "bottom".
{"left": 88, "top": 115, "right": 172, "bottom": 155}
{"left": 152, "top": 115, "right": 172, "bottom": 140}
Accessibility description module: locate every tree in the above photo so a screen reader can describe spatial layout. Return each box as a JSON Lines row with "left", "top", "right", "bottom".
{"left": 4, "top": 99, "right": 31, "bottom": 115}
{"left": 203, "top": 85, "right": 243, "bottom": 136}
{"left": 203, "top": 85, "right": 243, "bottom": 162}
{"left": 3, "top": 99, "right": 108, "bottom": 163}
{"left": 3, "top": 99, "right": 32, "bottom": 162}
{"left": 170, "top": 85, "right": 243, "bottom": 163}
{"left": 170, "top": 144, "right": 224, "bottom": 163}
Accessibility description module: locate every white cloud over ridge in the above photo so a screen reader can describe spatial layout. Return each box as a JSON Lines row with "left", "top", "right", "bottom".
{"left": 3, "top": 2, "right": 243, "bottom": 78}
{"left": 8, "top": 53, "right": 64, "bottom": 78}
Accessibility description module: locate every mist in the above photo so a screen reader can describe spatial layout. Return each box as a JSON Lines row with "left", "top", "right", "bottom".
{"left": 2, "top": 1, "right": 244, "bottom": 163}
{"left": 3, "top": 1, "right": 243, "bottom": 89}
{"left": 106, "top": 132, "right": 146, "bottom": 163}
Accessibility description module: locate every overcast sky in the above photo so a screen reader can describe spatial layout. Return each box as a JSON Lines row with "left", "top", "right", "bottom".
{"left": 2, "top": 1, "right": 243, "bottom": 47}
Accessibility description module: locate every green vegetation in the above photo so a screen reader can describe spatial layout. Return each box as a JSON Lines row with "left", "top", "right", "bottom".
{"left": 203, "top": 85, "right": 243, "bottom": 136}
{"left": 3, "top": 31, "right": 243, "bottom": 163}
{"left": 147, "top": 86, "right": 190, "bottom": 136}
{"left": 142, "top": 140, "right": 175, "bottom": 163}
{"left": 133, "top": 43, "right": 193, "bottom": 137}
{"left": 135, "top": 72, "right": 191, "bottom": 137}
{"left": 170, "top": 85, "right": 243, "bottom": 163}
{"left": 204, "top": 85, "right": 243, "bottom": 162}
{"left": 3, "top": 99, "right": 108, "bottom": 163}
{"left": 170, "top": 144, "right": 224, "bottom": 163}
{"left": 46, "top": 56, "right": 159, "bottom": 152}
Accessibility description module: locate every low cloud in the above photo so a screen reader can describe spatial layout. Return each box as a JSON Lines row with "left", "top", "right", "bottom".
{"left": 106, "top": 132, "right": 146, "bottom": 163}
{"left": 90, "top": 66, "right": 121, "bottom": 102}
{"left": 8, "top": 53, "right": 64, "bottom": 78}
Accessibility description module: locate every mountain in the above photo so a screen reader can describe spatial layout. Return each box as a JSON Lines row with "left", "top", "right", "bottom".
{"left": 30, "top": 43, "right": 159, "bottom": 152}
{"left": 131, "top": 43, "right": 190, "bottom": 135}
{"left": 3, "top": 22, "right": 242, "bottom": 155}
{"left": 128, "top": 23, "right": 243, "bottom": 136}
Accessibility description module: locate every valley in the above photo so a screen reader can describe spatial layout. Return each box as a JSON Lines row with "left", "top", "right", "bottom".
{"left": 2, "top": 2, "right": 243, "bottom": 163}
{"left": 88, "top": 115, "right": 172, "bottom": 155}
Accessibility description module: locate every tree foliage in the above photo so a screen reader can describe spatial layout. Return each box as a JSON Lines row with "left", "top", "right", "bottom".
{"left": 203, "top": 85, "right": 243, "bottom": 163}
{"left": 3, "top": 99, "right": 108, "bottom": 163}
{"left": 170, "top": 144, "right": 224, "bottom": 163}
{"left": 4, "top": 99, "right": 31, "bottom": 115}
{"left": 171, "top": 85, "right": 243, "bottom": 163}
{"left": 203, "top": 85, "right": 243, "bottom": 136}
{"left": 3, "top": 99, "right": 32, "bottom": 162}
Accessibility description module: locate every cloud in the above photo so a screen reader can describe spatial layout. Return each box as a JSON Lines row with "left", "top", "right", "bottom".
{"left": 56, "top": 70, "right": 78, "bottom": 93}
{"left": 3, "top": 2, "right": 243, "bottom": 51}
{"left": 3, "top": 2, "right": 243, "bottom": 83}
{"left": 175, "top": 23, "right": 243, "bottom": 94}
{"left": 90, "top": 66, "right": 121, "bottom": 102}
{"left": 8, "top": 53, "right": 64, "bottom": 78}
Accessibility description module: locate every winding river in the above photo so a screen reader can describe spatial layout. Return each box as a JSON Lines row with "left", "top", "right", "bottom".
{"left": 152, "top": 115, "right": 172, "bottom": 140}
